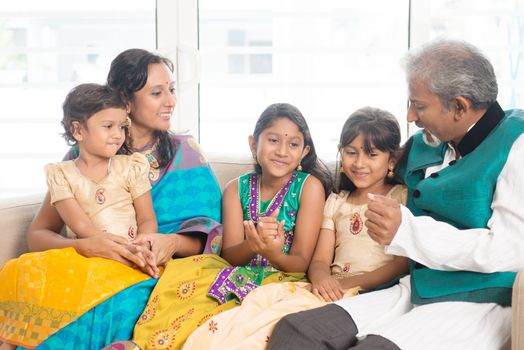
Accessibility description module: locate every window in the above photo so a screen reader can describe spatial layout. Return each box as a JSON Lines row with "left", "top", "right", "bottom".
{"left": 0, "top": 0, "right": 156, "bottom": 199}
{"left": 197, "top": 1, "right": 410, "bottom": 158}
{"left": 195, "top": 0, "right": 524, "bottom": 159}
{"left": 2, "top": 0, "right": 524, "bottom": 198}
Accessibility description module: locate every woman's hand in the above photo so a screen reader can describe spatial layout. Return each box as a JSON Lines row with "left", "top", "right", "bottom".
{"left": 311, "top": 275, "right": 346, "bottom": 302}
{"left": 134, "top": 233, "right": 177, "bottom": 266}
{"left": 75, "top": 233, "right": 156, "bottom": 275}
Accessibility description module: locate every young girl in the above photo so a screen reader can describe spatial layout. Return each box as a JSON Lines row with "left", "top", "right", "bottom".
{"left": 115, "top": 103, "right": 332, "bottom": 350}
{"left": 48, "top": 83, "right": 158, "bottom": 249}
{"left": 181, "top": 106, "right": 409, "bottom": 350}
{"left": 0, "top": 83, "right": 158, "bottom": 350}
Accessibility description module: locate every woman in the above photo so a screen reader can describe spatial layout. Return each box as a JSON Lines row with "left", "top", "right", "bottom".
{"left": 16, "top": 49, "right": 222, "bottom": 350}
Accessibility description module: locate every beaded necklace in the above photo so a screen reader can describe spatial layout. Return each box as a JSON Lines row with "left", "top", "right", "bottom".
{"left": 136, "top": 139, "right": 160, "bottom": 181}
{"left": 248, "top": 172, "right": 297, "bottom": 223}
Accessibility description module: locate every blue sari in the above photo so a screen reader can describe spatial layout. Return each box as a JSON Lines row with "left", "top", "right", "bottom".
{"left": 24, "top": 134, "right": 222, "bottom": 350}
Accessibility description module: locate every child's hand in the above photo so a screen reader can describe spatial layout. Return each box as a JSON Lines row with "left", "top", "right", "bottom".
{"left": 244, "top": 209, "right": 285, "bottom": 259}
{"left": 131, "top": 239, "right": 159, "bottom": 278}
{"left": 244, "top": 220, "right": 268, "bottom": 254}
{"left": 77, "top": 232, "right": 147, "bottom": 268}
{"left": 256, "top": 218, "right": 285, "bottom": 256}
{"left": 311, "top": 275, "right": 345, "bottom": 302}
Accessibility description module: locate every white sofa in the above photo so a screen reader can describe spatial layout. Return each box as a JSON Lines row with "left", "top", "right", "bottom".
{"left": 0, "top": 155, "right": 521, "bottom": 349}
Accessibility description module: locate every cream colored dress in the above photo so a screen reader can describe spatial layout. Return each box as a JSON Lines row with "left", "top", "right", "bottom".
{"left": 45, "top": 153, "right": 151, "bottom": 239}
{"left": 327, "top": 185, "right": 407, "bottom": 279}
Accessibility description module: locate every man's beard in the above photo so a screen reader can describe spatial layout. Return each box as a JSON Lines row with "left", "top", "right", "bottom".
{"left": 422, "top": 129, "right": 443, "bottom": 147}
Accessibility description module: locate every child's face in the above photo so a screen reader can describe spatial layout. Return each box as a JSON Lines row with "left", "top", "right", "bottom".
{"left": 128, "top": 63, "right": 176, "bottom": 136}
{"left": 250, "top": 117, "right": 310, "bottom": 180}
{"left": 74, "top": 108, "right": 129, "bottom": 159}
{"left": 340, "top": 133, "right": 393, "bottom": 194}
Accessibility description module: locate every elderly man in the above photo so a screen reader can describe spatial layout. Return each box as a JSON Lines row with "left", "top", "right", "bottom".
{"left": 268, "top": 39, "right": 524, "bottom": 349}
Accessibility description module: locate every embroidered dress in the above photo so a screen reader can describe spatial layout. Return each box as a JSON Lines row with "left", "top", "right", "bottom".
{"left": 181, "top": 185, "right": 407, "bottom": 350}
{"left": 127, "top": 171, "right": 308, "bottom": 350}
{"left": 0, "top": 135, "right": 223, "bottom": 350}
{"left": 46, "top": 153, "right": 151, "bottom": 239}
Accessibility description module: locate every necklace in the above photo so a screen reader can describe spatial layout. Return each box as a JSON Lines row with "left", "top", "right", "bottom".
{"left": 137, "top": 139, "right": 160, "bottom": 181}
{"left": 248, "top": 173, "right": 297, "bottom": 223}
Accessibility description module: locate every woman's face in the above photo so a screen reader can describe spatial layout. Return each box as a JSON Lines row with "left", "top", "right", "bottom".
{"left": 128, "top": 63, "right": 176, "bottom": 135}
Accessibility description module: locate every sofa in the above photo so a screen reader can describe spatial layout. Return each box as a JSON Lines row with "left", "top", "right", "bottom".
{"left": 0, "top": 155, "right": 521, "bottom": 349}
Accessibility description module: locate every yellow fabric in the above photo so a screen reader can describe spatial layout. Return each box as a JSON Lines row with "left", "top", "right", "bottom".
{"left": 132, "top": 254, "right": 305, "bottom": 350}
{"left": 0, "top": 247, "right": 149, "bottom": 348}
{"left": 182, "top": 282, "right": 360, "bottom": 350}
{"left": 45, "top": 153, "right": 151, "bottom": 239}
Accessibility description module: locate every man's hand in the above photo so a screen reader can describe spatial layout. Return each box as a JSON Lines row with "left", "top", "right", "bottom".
{"left": 365, "top": 193, "right": 402, "bottom": 245}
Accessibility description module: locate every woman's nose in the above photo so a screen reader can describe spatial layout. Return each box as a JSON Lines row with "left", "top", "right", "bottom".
{"left": 166, "top": 91, "right": 176, "bottom": 107}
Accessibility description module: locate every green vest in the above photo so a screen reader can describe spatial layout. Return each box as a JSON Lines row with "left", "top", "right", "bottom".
{"left": 399, "top": 108, "right": 524, "bottom": 306}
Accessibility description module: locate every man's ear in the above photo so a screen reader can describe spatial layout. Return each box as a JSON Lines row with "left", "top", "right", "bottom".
{"left": 453, "top": 96, "right": 470, "bottom": 121}
{"left": 248, "top": 135, "right": 257, "bottom": 156}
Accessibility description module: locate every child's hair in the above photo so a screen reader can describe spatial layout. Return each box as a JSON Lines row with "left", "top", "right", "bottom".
{"left": 107, "top": 48, "right": 175, "bottom": 167}
{"left": 336, "top": 106, "right": 402, "bottom": 193}
{"left": 252, "top": 103, "right": 333, "bottom": 197}
{"left": 61, "top": 83, "right": 131, "bottom": 155}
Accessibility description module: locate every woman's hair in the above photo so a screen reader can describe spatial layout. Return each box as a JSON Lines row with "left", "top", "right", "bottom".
{"left": 403, "top": 39, "right": 498, "bottom": 111}
{"left": 336, "top": 106, "right": 402, "bottom": 193}
{"left": 252, "top": 103, "right": 333, "bottom": 197}
{"left": 107, "top": 48, "right": 175, "bottom": 167}
{"left": 61, "top": 83, "right": 131, "bottom": 155}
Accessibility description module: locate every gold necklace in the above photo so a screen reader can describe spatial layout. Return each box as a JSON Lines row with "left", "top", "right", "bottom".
{"left": 139, "top": 140, "right": 160, "bottom": 181}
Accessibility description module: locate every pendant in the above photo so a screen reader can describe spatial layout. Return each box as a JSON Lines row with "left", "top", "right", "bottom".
{"left": 95, "top": 188, "right": 106, "bottom": 205}
{"left": 349, "top": 212, "right": 363, "bottom": 235}
{"left": 149, "top": 168, "right": 160, "bottom": 181}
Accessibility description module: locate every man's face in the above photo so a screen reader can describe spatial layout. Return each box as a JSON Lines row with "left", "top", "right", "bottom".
{"left": 407, "top": 80, "right": 457, "bottom": 144}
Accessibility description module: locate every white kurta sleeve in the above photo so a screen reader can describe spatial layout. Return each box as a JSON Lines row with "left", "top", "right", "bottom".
{"left": 385, "top": 133, "right": 524, "bottom": 273}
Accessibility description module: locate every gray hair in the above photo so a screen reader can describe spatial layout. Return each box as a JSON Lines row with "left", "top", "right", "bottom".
{"left": 403, "top": 39, "right": 498, "bottom": 111}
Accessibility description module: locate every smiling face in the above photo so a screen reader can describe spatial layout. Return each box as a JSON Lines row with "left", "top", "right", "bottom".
{"left": 407, "top": 79, "right": 459, "bottom": 144}
{"left": 250, "top": 117, "right": 310, "bottom": 181}
{"left": 340, "top": 133, "right": 394, "bottom": 195}
{"left": 73, "top": 107, "right": 129, "bottom": 159}
{"left": 128, "top": 63, "right": 176, "bottom": 136}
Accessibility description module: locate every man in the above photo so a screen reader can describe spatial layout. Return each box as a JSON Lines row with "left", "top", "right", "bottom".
{"left": 268, "top": 39, "right": 524, "bottom": 349}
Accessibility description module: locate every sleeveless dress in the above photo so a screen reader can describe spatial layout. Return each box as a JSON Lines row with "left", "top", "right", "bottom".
{"left": 127, "top": 171, "right": 309, "bottom": 350}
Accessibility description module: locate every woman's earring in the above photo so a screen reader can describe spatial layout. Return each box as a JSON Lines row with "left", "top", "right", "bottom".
{"left": 387, "top": 166, "right": 395, "bottom": 179}
{"left": 339, "top": 166, "right": 344, "bottom": 173}
{"left": 297, "top": 162, "right": 302, "bottom": 171}
{"left": 252, "top": 155, "right": 258, "bottom": 165}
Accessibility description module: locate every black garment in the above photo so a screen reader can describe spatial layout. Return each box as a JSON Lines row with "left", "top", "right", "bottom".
{"left": 268, "top": 304, "right": 400, "bottom": 350}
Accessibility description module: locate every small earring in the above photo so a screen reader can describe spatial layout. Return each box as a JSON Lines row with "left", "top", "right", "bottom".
{"left": 387, "top": 167, "right": 395, "bottom": 179}
{"left": 252, "top": 155, "right": 258, "bottom": 165}
{"left": 339, "top": 166, "right": 344, "bottom": 173}
{"left": 297, "top": 163, "right": 302, "bottom": 171}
